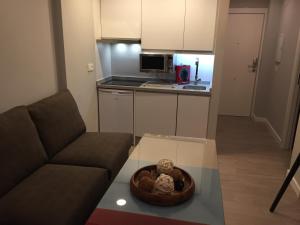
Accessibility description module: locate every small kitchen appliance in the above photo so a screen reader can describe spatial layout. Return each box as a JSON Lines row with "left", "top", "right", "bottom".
{"left": 140, "top": 53, "right": 173, "bottom": 73}
{"left": 175, "top": 65, "right": 191, "bottom": 84}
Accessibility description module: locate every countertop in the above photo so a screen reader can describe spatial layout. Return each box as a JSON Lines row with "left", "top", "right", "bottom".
{"left": 96, "top": 76, "right": 211, "bottom": 97}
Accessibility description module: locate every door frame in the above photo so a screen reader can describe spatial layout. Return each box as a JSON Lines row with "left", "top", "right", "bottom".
{"left": 226, "top": 8, "right": 268, "bottom": 117}
{"left": 281, "top": 29, "right": 300, "bottom": 149}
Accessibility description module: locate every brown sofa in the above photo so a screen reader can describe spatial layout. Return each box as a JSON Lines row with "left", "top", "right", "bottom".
{"left": 0, "top": 90, "right": 132, "bottom": 225}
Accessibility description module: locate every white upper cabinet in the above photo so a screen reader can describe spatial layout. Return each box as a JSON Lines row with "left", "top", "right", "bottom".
{"left": 98, "top": 0, "right": 218, "bottom": 50}
{"left": 101, "top": 0, "right": 141, "bottom": 39}
{"left": 141, "top": 0, "right": 185, "bottom": 50}
{"left": 184, "top": 0, "right": 218, "bottom": 51}
{"left": 141, "top": 0, "right": 218, "bottom": 51}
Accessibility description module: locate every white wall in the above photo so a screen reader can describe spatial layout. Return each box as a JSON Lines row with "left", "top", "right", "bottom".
{"left": 0, "top": 0, "right": 58, "bottom": 112}
{"left": 255, "top": 0, "right": 283, "bottom": 118}
{"left": 255, "top": 0, "right": 300, "bottom": 142}
{"left": 207, "top": 0, "right": 231, "bottom": 138}
{"left": 97, "top": 43, "right": 112, "bottom": 78}
{"left": 253, "top": 0, "right": 300, "bottom": 193}
{"left": 92, "top": 0, "right": 101, "bottom": 40}
{"left": 92, "top": 0, "right": 104, "bottom": 81}
{"left": 61, "top": 0, "right": 98, "bottom": 131}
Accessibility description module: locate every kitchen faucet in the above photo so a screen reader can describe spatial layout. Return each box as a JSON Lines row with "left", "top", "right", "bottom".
{"left": 194, "top": 57, "right": 201, "bottom": 84}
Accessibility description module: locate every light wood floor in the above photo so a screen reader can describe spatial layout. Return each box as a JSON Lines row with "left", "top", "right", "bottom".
{"left": 216, "top": 116, "right": 300, "bottom": 225}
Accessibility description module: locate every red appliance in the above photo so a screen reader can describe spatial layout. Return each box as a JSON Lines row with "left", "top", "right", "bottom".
{"left": 175, "top": 65, "right": 191, "bottom": 84}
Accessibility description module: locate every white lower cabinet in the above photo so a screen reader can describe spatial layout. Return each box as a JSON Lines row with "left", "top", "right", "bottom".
{"left": 176, "top": 95, "right": 209, "bottom": 138}
{"left": 99, "top": 89, "right": 210, "bottom": 138}
{"left": 135, "top": 92, "right": 177, "bottom": 137}
{"left": 98, "top": 89, "right": 133, "bottom": 134}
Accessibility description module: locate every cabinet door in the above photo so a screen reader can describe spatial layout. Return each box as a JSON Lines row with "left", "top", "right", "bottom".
{"left": 101, "top": 0, "right": 141, "bottom": 39}
{"left": 142, "top": 0, "right": 185, "bottom": 50}
{"left": 135, "top": 92, "right": 177, "bottom": 137}
{"left": 99, "top": 89, "right": 134, "bottom": 134}
{"left": 184, "top": 0, "right": 218, "bottom": 51}
{"left": 176, "top": 95, "right": 210, "bottom": 138}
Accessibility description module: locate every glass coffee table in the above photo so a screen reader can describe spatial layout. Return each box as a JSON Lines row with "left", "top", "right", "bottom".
{"left": 86, "top": 134, "right": 225, "bottom": 225}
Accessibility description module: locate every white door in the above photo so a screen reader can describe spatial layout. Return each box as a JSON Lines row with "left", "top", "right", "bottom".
{"left": 219, "top": 13, "right": 265, "bottom": 116}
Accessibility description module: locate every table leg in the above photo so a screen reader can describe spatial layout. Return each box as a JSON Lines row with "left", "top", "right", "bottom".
{"left": 270, "top": 153, "right": 300, "bottom": 212}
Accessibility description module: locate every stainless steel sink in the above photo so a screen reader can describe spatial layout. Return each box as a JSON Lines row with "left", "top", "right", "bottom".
{"left": 182, "top": 85, "right": 206, "bottom": 90}
{"left": 141, "top": 81, "right": 177, "bottom": 89}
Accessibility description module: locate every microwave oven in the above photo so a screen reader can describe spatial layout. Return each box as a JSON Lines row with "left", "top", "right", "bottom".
{"left": 140, "top": 54, "right": 173, "bottom": 73}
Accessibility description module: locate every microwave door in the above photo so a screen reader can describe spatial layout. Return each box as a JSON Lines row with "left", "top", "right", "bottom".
{"left": 140, "top": 55, "right": 165, "bottom": 72}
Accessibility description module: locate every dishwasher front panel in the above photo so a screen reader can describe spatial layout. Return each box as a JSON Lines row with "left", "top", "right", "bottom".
{"left": 98, "top": 89, "right": 134, "bottom": 134}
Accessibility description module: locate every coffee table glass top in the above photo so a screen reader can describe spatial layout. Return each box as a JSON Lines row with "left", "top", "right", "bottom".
{"left": 89, "top": 134, "right": 224, "bottom": 225}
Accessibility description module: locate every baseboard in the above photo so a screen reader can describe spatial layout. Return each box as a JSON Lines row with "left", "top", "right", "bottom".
{"left": 252, "top": 114, "right": 266, "bottom": 123}
{"left": 287, "top": 170, "right": 300, "bottom": 198}
{"left": 252, "top": 114, "right": 282, "bottom": 144}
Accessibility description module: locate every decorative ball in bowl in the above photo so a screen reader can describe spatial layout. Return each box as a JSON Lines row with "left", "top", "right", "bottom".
{"left": 130, "top": 159, "right": 195, "bottom": 206}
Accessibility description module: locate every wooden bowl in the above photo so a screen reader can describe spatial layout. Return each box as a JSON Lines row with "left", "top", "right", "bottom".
{"left": 130, "top": 165, "right": 195, "bottom": 206}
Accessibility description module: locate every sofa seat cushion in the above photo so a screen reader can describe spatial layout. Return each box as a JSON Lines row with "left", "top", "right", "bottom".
{"left": 28, "top": 90, "right": 86, "bottom": 158}
{"left": 51, "top": 132, "right": 132, "bottom": 180}
{"left": 0, "top": 106, "right": 47, "bottom": 198}
{"left": 0, "top": 164, "right": 109, "bottom": 225}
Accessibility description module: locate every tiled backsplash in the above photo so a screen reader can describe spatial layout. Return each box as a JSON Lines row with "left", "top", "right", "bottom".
{"left": 174, "top": 54, "right": 214, "bottom": 82}
{"left": 97, "top": 42, "right": 215, "bottom": 82}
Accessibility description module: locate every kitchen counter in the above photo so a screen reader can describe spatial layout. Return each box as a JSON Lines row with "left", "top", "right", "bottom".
{"left": 96, "top": 76, "right": 211, "bottom": 96}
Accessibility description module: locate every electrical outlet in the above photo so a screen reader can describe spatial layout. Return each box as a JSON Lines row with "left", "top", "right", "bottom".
{"left": 87, "top": 63, "right": 94, "bottom": 72}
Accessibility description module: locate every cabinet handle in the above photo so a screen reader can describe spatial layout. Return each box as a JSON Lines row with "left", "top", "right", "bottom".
{"left": 99, "top": 89, "right": 133, "bottom": 95}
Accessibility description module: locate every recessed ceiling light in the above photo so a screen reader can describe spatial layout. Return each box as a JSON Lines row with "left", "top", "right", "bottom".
{"left": 116, "top": 43, "right": 127, "bottom": 53}
{"left": 131, "top": 44, "right": 141, "bottom": 53}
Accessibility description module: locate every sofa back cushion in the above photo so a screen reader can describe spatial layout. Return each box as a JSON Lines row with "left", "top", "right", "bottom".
{"left": 0, "top": 106, "right": 47, "bottom": 198}
{"left": 28, "top": 90, "right": 86, "bottom": 158}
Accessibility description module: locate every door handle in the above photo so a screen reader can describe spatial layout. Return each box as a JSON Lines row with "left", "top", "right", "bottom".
{"left": 248, "top": 57, "right": 259, "bottom": 72}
